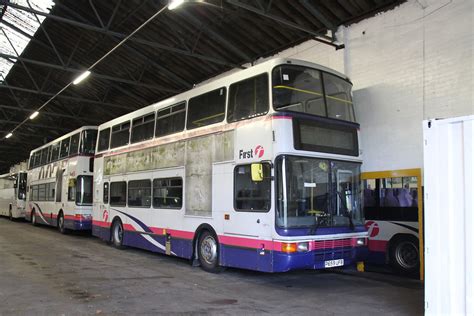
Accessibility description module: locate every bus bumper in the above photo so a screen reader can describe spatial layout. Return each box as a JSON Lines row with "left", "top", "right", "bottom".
{"left": 65, "top": 216, "right": 92, "bottom": 231}
{"left": 272, "top": 246, "right": 368, "bottom": 272}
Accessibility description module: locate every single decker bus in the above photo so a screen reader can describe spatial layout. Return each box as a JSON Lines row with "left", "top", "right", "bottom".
{"left": 0, "top": 171, "right": 27, "bottom": 220}
{"left": 92, "top": 58, "right": 368, "bottom": 272}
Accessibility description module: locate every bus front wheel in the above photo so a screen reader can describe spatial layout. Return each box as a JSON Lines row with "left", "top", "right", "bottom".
{"left": 111, "top": 219, "right": 124, "bottom": 249}
{"left": 198, "top": 230, "right": 221, "bottom": 273}
{"left": 31, "top": 211, "right": 37, "bottom": 226}
{"left": 389, "top": 236, "right": 419, "bottom": 275}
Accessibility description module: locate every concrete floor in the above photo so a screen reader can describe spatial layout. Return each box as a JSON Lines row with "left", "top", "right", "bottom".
{"left": 0, "top": 217, "right": 423, "bottom": 315}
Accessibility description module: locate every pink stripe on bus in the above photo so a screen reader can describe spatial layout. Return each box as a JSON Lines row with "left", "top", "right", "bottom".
{"left": 92, "top": 220, "right": 110, "bottom": 228}
{"left": 219, "top": 235, "right": 275, "bottom": 250}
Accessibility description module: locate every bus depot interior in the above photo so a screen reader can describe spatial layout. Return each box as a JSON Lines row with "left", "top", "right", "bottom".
{"left": 0, "top": 0, "right": 471, "bottom": 315}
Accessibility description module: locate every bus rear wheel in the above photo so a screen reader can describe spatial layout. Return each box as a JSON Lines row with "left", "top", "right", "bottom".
{"left": 58, "top": 212, "right": 67, "bottom": 234}
{"left": 111, "top": 220, "right": 124, "bottom": 249}
{"left": 198, "top": 230, "right": 221, "bottom": 273}
{"left": 389, "top": 236, "right": 419, "bottom": 275}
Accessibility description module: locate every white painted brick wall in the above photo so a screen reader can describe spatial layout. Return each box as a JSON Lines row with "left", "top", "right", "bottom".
{"left": 203, "top": 0, "right": 473, "bottom": 172}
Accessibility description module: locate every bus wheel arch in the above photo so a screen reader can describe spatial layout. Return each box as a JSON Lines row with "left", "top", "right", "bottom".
{"left": 388, "top": 233, "right": 419, "bottom": 275}
{"left": 111, "top": 217, "right": 125, "bottom": 249}
{"left": 193, "top": 224, "right": 222, "bottom": 273}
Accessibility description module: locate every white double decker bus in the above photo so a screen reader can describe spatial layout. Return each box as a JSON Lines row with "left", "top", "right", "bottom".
{"left": 26, "top": 126, "right": 97, "bottom": 233}
{"left": 0, "top": 171, "right": 27, "bottom": 220}
{"left": 92, "top": 58, "right": 368, "bottom": 272}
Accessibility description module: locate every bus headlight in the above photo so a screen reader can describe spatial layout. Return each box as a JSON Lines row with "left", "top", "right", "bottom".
{"left": 297, "top": 242, "right": 309, "bottom": 252}
{"left": 356, "top": 238, "right": 367, "bottom": 246}
{"left": 281, "top": 242, "right": 310, "bottom": 253}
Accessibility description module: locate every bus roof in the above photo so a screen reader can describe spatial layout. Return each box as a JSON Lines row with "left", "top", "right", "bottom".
{"left": 97, "top": 58, "right": 351, "bottom": 130}
{"left": 29, "top": 125, "right": 98, "bottom": 156}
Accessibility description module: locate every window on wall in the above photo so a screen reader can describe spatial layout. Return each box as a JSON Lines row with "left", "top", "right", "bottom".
{"left": 128, "top": 179, "right": 151, "bottom": 207}
{"left": 131, "top": 113, "right": 155, "bottom": 143}
{"left": 69, "top": 133, "right": 80, "bottom": 156}
{"left": 187, "top": 88, "right": 226, "bottom": 130}
{"left": 110, "top": 122, "right": 130, "bottom": 148}
{"left": 363, "top": 176, "right": 419, "bottom": 222}
{"left": 234, "top": 164, "right": 271, "bottom": 212}
{"left": 98, "top": 128, "right": 111, "bottom": 152}
{"left": 110, "top": 181, "right": 127, "bottom": 206}
{"left": 228, "top": 73, "right": 269, "bottom": 122}
{"left": 153, "top": 178, "right": 183, "bottom": 209}
{"left": 155, "top": 102, "right": 186, "bottom": 137}
{"left": 103, "top": 182, "right": 109, "bottom": 204}
{"left": 59, "top": 137, "right": 70, "bottom": 159}
{"left": 50, "top": 142, "right": 60, "bottom": 162}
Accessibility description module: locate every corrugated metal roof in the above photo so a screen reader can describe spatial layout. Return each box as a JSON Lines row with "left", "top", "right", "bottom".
{"left": 0, "top": 0, "right": 404, "bottom": 171}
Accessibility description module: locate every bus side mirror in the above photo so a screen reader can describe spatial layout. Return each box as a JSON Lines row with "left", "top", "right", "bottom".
{"left": 251, "top": 163, "right": 264, "bottom": 182}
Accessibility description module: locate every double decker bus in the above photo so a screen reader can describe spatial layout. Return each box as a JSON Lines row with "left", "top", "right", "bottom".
{"left": 26, "top": 126, "right": 97, "bottom": 233}
{"left": 92, "top": 58, "right": 367, "bottom": 272}
{"left": 0, "top": 171, "right": 27, "bottom": 220}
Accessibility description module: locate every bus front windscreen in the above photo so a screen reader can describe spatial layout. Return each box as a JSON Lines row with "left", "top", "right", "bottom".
{"left": 17, "top": 173, "right": 27, "bottom": 200}
{"left": 76, "top": 176, "right": 93, "bottom": 205}
{"left": 276, "top": 155, "right": 363, "bottom": 230}
{"left": 80, "top": 129, "right": 97, "bottom": 155}
{"left": 272, "top": 65, "right": 355, "bottom": 122}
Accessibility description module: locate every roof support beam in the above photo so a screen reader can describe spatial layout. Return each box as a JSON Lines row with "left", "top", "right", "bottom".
{"left": 0, "top": 104, "right": 104, "bottom": 122}
{"left": 225, "top": 0, "right": 332, "bottom": 41}
{"left": 0, "top": 1, "right": 244, "bottom": 69}
{"left": 178, "top": 10, "right": 252, "bottom": 62}
{"left": 0, "top": 84, "right": 137, "bottom": 110}
{"left": 0, "top": 119, "right": 72, "bottom": 131}
{"left": 1, "top": 28, "right": 40, "bottom": 91}
{"left": 299, "top": 0, "right": 335, "bottom": 30}
{"left": 26, "top": 0, "right": 65, "bottom": 66}
{"left": 0, "top": 53, "right": 180, "bottom": 93}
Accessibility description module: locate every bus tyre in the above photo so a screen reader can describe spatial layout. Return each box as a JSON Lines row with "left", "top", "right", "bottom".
{"left": 31, "top": 211, "right": 37, "bottom": 226}
{"left": 198, "top": 230, "right": 221, "bottom": 273}
{"left": 389, "top": 236, "right": 419, "bottom": 275}
{"left": 58, "top": 213, "right": 67, "bottom": 234}
{"left": 111, "top": 220, "right": 124, "bottom": 249}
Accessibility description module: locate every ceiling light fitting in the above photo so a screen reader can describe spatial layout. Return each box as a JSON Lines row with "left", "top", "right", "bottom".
{"left": 29, "top": 111, "right": 39, "bottom": 120}
{"left": 73, "top": 70, "right": 91, "bottom": 85}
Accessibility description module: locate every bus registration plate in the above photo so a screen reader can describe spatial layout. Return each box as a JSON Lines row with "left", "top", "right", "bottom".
{"left": 324, "top": 259, "right": 344, "bottom": 268}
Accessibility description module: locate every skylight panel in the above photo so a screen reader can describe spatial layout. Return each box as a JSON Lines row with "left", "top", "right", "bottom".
{"left": 0, "top": 0, "right": 55, "bottom": 83}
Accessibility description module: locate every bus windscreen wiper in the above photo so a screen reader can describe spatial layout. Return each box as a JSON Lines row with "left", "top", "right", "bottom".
{"left": 336, "top": 191, "right": 355, "bottom": 231}
{"left": 307, "top": 209, "right": 330, "bottom": 235}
